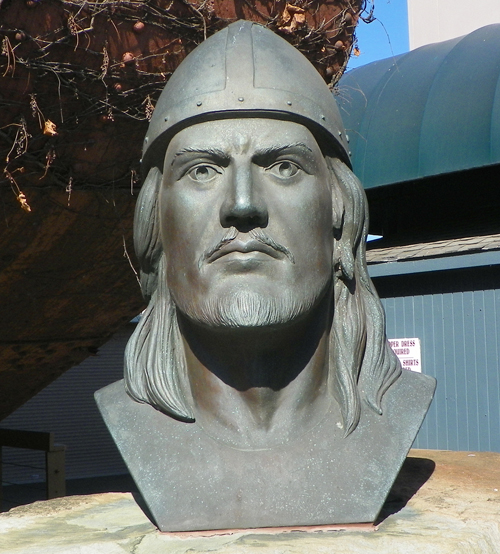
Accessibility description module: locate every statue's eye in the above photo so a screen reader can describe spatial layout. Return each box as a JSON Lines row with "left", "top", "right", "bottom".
{"left": 188, "top": 165, "right": 220, "bottom": 182}
{"left": 268, "top": 161, "right": 300, "bottom": 178}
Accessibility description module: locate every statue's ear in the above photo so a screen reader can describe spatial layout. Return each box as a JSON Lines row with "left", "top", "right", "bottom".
{"left": 331, "top": 176, "right": 355, "bottom": 282}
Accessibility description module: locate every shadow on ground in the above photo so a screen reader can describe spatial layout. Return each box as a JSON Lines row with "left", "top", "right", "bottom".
{"left": 376, "top": 457, "right": 436, "bottom": 524}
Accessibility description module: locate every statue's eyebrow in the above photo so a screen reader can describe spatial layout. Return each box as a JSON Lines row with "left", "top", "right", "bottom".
{"left": 171, "top": 147, "right": 230, "bottom": 166}
{"left": 252, "top": 143, "right": 313, "bottom": 165}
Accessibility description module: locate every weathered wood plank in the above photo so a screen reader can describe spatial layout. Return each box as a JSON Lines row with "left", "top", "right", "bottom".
{"left": 367, "top": 234, "right": 500, "bottom": 264}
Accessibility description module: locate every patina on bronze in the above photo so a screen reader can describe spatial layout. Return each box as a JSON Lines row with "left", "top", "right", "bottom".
{"left": 96, "top": 21, "right": 436, "bottom": 532}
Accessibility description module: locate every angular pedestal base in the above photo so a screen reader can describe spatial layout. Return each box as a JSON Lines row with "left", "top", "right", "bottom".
{"left": 95, "top": 371, "right": 435, "bottom": 531}
{"left": 1, "top": 450, "right": 500, "bottom": 553}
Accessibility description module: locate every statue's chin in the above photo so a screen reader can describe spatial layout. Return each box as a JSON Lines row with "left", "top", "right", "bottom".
{"left": 173, "top": 289, "right": 325, "bottom": 330}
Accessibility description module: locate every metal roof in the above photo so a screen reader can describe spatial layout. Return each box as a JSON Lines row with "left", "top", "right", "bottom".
{"left": 337, "top": 24, "right": 500, "bottom": 189}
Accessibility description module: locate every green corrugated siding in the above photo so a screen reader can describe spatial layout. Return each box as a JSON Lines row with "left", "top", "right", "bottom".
{"left": 338, "top": 24, "right": 500, "bottom": 188}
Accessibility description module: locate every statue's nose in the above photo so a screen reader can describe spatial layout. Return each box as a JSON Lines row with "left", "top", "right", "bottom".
{"left": 219, "top": 166, "right": 268, "bottom": 231}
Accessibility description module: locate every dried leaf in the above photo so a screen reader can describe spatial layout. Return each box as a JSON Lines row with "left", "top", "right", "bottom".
{"left": 43, "top": 120, "right": 58, "bottom": 136}
{"left": 17, "top": 192, "right": 31, "bottom": 212}
{"left": 143, "top": 95, "right": 155, "bottom": 120}
{"left": 277, "top": 3, "right": 306, "bottom": 34}
{"left": 286, "top": 4, "right": 305, "bottom": 15}
{"left": 100, "top": 46, "right": 109, "bottom": 79}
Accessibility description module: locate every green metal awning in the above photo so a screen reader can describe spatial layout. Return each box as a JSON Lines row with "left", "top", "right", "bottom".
{"left": 337, "top": 24, "right": 500, "bottom": 189}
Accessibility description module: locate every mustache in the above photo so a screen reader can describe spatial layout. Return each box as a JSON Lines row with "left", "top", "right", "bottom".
{"left": 200, "top": 227, "right": 295, "bottom": 266}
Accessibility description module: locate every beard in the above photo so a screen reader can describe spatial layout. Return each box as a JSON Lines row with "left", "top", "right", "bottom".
{"left": 168, "top": 224, "right": 332, "bottom": 329}
{"left": 171, "top": 282, "right": 330, "bottom": 329}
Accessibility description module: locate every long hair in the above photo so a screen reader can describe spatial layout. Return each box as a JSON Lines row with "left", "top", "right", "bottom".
{"left": 124, "top": 156, "right": 401, "bottom": 434}
{"left": 327, "top": 157, "right": 401, "bottom": 435}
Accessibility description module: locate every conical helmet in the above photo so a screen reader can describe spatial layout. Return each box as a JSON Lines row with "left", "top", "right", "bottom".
{"left": 142, "top": 20, "right": 350, "bottom": 173}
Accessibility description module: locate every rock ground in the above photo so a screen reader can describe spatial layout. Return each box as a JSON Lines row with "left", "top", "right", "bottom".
{"left": 0, "top": 449, "right": 499, "bottom": 554}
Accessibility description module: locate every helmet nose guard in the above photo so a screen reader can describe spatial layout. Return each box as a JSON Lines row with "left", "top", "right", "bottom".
{"left": 142, "top": 20, "right": 351, "bottom": 175}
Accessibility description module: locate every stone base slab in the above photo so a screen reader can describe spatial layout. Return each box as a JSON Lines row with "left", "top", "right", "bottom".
{"left": 0, "top": 449, "right": 499, "bottom": 553}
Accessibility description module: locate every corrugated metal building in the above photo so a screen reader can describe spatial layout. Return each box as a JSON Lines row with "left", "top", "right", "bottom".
{"left": 378, "top": 268, "right": 500, "bottom": 452}
{"left": 341, "top": 24, "right": 500, "bottom": 452}
{"left": 0, "top": 325, "right": 132, "bottom": 485}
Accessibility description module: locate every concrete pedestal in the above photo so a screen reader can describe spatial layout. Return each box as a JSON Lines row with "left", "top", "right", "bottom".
{"left": 1, "top": 449, "right": 499, "bottom": 554}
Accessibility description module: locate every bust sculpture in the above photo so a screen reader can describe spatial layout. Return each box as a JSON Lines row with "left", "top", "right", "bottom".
{"left": 96, "top": 20, "right": 436, "bottom": 532}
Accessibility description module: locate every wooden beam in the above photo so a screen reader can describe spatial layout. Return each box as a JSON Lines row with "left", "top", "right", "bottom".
{"left": 367, "top": 233, "right": 500, "bottom": 265}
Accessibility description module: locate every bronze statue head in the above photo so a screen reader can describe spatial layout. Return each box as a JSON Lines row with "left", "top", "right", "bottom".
{"left": 124, "top": 21, "right": 401, "bottom": 442}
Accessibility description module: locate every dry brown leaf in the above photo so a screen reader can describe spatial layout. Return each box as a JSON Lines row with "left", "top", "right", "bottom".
{"left": 43, "top": 120, "right": 58, "bottom": 136}
{"left": 17, "top": 192, "right": 31, "bottom": 212}
{"left": 277, "top": 3, "right": 306, "bottom": 34}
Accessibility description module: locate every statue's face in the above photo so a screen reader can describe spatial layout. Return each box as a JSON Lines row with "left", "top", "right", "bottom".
{"left": 160, "top": 118, "right": 334, "bottom": 328}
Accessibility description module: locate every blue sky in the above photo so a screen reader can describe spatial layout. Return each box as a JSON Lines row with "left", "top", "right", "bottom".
{"left": 347, "top": 0, "right": 409, "bottom": 70}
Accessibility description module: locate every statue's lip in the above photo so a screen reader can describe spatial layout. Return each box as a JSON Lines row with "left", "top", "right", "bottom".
{"left": 207, "top": 239, "right": 283, "bottom": 263}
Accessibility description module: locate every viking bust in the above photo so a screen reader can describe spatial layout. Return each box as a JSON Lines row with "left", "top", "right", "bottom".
{"left": 96, "top": 21, "right": 435, "bottom": 532}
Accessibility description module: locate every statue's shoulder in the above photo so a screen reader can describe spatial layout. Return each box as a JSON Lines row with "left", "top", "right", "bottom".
{"left": 95, "top": 379, "right": 186, "bottom": 436}
{"left": 95, "top": 379, "right": 151, "bottom": 429}
{"left": 354, "top": 368, "right": 436, "bottom": 449}
{"left": 398, "top": 367, "right": 436, "bottom": 388}
{"left": 95, "top": 379, "right": 127, "bottom": 409}
{"left": 94, "top": 373, "right": 437, "bottom": 530}
{"left": 388, "top": 368, "right": 436, "bottom": 415}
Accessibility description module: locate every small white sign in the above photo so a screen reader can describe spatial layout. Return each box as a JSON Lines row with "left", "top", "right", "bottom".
{"left": 388, "top": 338, "right": 422, "bottom": 373}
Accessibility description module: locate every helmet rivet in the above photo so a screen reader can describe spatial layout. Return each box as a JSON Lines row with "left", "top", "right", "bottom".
{"left": 196, "top": 101, "right": 202, "bottom": 107}
{"left": 338, "top": 131, "right": 342, "bottom": 137}
{"left": 321, "top": 115, "right": 326, "bottom": 121}
{"left": 349, "top": 151, "right": 352, "bottom": 156}
{"left": 238, "top": 97, "right": 244, "bottom": 102}
{"left": 144, "top": 137, "right": 149, "bottom": 143}
{"left": 287, "top": 101, "right": 292, "bottom": 106}
{"left": 346, "top": 134, "right": 350, "bottom": 143}
{"left": 164, "top": 116, "right": 169, "bottom": 122}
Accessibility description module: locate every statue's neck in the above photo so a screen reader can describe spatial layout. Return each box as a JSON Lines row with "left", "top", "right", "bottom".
{"left": 177, "top": 300, "right": 333, "bottom": 450}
